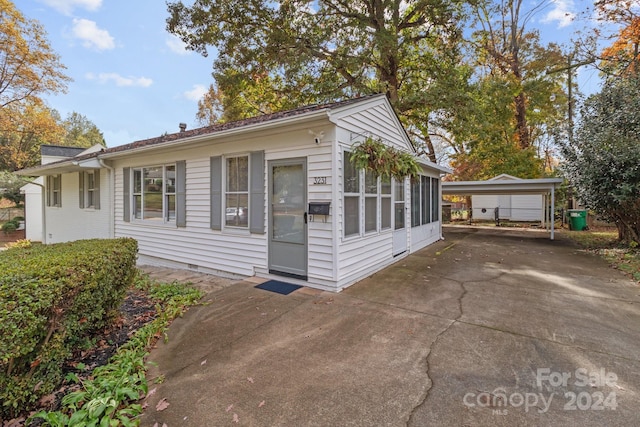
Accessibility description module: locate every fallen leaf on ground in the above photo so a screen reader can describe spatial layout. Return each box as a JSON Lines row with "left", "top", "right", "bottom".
{"left": 226, "top": 404, "right": 234, "bottom": 412}
{"left": 247, "top": 377, "right": 254, "bottom": 383}
{"left": 156, "top": 398, "right": 170, "bottom": 411}
{"left": 38, "top": 393, "right": 56, "bottom": 406}
{"left": 201, "top": 359, "right": 207, "bottom": 365}
{"left": 258, "top": 400, "right": 266, "bottom": 407}
{"left": 233, "top": 413, "right": 239, "bottom": 423}
{"left": 146, "top": 387, "right": 157, "bottom": 399}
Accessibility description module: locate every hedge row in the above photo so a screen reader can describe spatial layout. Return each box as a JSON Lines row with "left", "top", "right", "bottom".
{"left": 0, "top": 238, "right": 138, "bottom": 418}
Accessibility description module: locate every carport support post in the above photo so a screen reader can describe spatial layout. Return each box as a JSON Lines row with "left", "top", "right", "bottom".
{"left": 550, "top": 187, "right": 555, "bottom": 240}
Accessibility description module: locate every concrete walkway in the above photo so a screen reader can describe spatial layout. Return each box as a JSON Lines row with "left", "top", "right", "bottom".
{"left": 140, "top": 227, "right": 640, "bottom": 426}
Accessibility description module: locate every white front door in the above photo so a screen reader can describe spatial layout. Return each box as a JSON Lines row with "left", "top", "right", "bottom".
{"left": 392, "top": 178, "right": 407, "bottom": 255}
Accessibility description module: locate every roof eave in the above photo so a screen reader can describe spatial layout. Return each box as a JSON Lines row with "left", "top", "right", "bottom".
{"left": 99, "top": 109, "right": 331, "bottom": 160}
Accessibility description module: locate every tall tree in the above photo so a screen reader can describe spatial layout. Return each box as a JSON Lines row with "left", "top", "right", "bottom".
{"left": 0, "top": 0, "right": 72, "bottom": 171}
{"left": 0, "top": 0, "right": 70, "bottom": 110}
{"left": 593, "top": 0, "right": 640, "bottom": 77}
{"left": 62, "top": 112, "right": 106, "bottom": 148}
{"left": 471, "top": 0, "right": 558, "bottom": 151}
{"left": 0, "top": 99, "right": 64, "bottom": 171}
{"left": 560, "top": 76, "right": 640, "bottom": 243}
{"left": 167, "top": 0, "right": 471, "bottom": 161}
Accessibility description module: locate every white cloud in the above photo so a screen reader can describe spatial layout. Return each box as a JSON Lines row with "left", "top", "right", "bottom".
{"left": 166, "top": 35, "right": 191, "bottom": 55}
{"left": 40, "top": 0, "right": 102, "bottom": 15}
{"left": 183, "top": 84, "right": 207, "bottom": 101}
{"left": 542, "top": 0, "right": 576, "bottom": 28}
{"left": 86, "top": 72, "right": 153, "bottom": 87}
{"left": 72, "top": 18, "right": 115, "bottom": 50}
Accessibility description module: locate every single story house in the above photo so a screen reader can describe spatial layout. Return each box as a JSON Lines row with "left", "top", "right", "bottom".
{"left": 20, "top": 145, "right": 102, "bottom": 242}
{"left": 471, "top": 174, "right": 544, "bottom": 222}
{"left": 17, "top": 95, "right": 448, "bottom": 291}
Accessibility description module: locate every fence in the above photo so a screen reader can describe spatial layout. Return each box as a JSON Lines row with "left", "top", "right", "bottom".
{"left": 0, "top": 207, "right": 24, "bottom": 222}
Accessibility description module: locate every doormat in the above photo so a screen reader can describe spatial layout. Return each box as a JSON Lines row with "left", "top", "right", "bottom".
{"left": 255, "top": 280, "right": 303, "bottom": 295}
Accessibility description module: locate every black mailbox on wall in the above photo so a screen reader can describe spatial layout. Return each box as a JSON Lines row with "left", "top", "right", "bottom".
{"left": 308, "top": 202, "right": 331, "bottom": 216}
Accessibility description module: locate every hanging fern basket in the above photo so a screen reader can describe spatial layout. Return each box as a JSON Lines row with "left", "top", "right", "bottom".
{"left": 349, "top": 137, "right": 421, "bottom": 180}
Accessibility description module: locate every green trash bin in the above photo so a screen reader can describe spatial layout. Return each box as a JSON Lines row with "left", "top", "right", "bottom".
{"left": 567, "top": 209, "right": 588, "bottom": 231}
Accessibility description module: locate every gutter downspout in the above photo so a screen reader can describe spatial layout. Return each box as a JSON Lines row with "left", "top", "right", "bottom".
{"left": 98, "top": 159, "right": 115, "bottom": 238}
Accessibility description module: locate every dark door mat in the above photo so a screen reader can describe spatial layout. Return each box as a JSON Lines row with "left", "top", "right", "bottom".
{"left": 255, "top": 280, "right": 303, "bottom": 295}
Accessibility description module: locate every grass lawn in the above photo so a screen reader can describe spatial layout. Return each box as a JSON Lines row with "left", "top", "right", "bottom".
{"left": 564, "top": 228, "right": 640, "bottom": 282}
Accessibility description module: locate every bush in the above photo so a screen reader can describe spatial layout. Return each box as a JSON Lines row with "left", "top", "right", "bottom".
{"left": 0, "top": 238, "right": 138, "bottom": 418}
{"left": 12, "top": 216, "right": 25, "bottom": 222}
{"left": 1, "top": 220, "right": 19, "bottom": 233}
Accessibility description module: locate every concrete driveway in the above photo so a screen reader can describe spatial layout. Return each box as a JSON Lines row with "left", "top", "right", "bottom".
{"left": 140, "top": 227, "right": 640, "bottom": 426}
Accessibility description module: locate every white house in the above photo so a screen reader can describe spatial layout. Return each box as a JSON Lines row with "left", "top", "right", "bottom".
{"left": 471, "top": 174, "right": 544, "bottom": 222}
{"left": 17, "top": 95, "right": 448, "bottom": 291}
{"left": 20, "top": 145, "right": 105, "bottom": 242}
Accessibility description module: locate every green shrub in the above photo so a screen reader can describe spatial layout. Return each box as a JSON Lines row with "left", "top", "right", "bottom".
{"left": 1, "top": 220, "right": 18, "bottom": 233}
{"left": 0, "top": 238, "right": 138, "bottom": 418}
{"left": 30, "top": 277, "right": 203, "bottom": 427}
{"left": 12, "top": 216, "right": 25, "bottom": 222}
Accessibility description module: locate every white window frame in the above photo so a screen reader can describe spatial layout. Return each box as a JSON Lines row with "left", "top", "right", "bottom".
{"left": 86, "top": 171, "right": 96, "bottom": 208}
{"left": 224, "top": 154, "right": 250, "bottom": 229}
{"left": 411, "top": 174, "right": 440, "bottom": 228}
{"left": 343, "top": 149, "right": 397, "bottom": 238}
{"left": 364, "top": 170, "right": 378, "bottom": 234}
{"left": 131, "top": 164, "right": 176, "bottom": 223}
{"left": 394, "top": 177, "right": 405, "bottom": 230}
{"left": 47, "top": 174, "right": 62, "bottom": 208}
{"left": 343, "top": 150, "right": 360, "bottom": 238}
{"left": 381, "top": 175, "right": 392, "bottom": 230}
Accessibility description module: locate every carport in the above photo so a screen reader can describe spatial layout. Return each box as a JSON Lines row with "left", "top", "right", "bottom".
{"left": 442, "top": 178, "right": 563, "bottom": 240}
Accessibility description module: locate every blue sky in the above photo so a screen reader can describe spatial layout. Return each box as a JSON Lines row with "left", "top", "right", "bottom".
{"left": 18, "top": 0, "right": 602, "bottom": 148}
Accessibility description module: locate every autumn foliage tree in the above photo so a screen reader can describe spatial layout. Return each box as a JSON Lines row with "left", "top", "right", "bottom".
{"left": 595, "top": 1, "right": 640, "bottom": 77}
{"left": 0, "top": 99, "right": 64, "bottom": 171}
{"left": 0, "top": 0, "right": 70, "bottom": 110}
{"left": 442, "top": 0, "right": 567, "bottom": 181}
{"left": 0, "top": 0, "right": 72, "bottom": 171}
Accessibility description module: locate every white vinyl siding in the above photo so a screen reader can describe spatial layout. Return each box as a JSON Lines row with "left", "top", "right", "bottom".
{"left": 113, "top": 127, "right": 336, "bottom": 284}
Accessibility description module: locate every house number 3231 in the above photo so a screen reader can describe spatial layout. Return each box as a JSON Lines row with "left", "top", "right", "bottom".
{"left": 313, "top": 177, "right": 327, "bottom": 185}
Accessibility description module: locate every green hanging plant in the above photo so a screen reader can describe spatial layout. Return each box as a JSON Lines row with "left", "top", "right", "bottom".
{"left": 350, "top": 137, "right": 421, "bottom": 180}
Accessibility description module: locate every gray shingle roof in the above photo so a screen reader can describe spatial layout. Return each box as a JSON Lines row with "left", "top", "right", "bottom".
{"left": 40, "top": 145, "right": 87, "bottom": 158}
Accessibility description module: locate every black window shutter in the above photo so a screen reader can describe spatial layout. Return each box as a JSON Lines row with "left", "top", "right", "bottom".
{"left": 249, "top": 151, "right": 265, "bottom": 234}
{"left": 123, "top": 167, "right": 130, "bottom": 222}
{"left": 176, "top": 160, "right": 187, "bottom": 227}
{"left": 210, "top": 156, "right": 222, "bottom": 230}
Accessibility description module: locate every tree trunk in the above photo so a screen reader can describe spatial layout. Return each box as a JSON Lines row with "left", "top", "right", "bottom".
{"left": 424, "top": 133, "right": 437, "bottom": 163}
{"left": 514, "top": 91, "right": 530, "bottom": 149}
